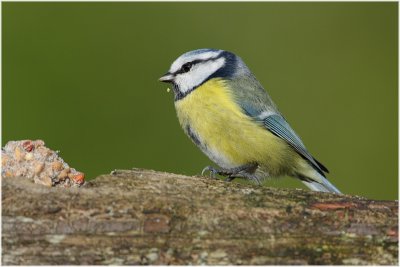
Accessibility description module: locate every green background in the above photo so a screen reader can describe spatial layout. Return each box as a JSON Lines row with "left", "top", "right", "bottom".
{"left": 3, "top": 2, "right": 398, "bottom": 200}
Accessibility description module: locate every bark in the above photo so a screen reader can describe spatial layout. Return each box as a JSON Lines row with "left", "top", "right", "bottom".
{"left": 2, "top": 169, "right": 398, "bottom": 265}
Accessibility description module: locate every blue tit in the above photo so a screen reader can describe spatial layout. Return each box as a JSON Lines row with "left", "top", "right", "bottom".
{"left": 159, "top": 48, "right": 341, "bottom": 194}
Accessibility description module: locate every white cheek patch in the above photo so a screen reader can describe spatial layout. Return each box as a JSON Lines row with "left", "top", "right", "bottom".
{"left": 170, "top": 50, "right": 222, "bottom": 73}
{"left": 175, "top": 57, "right": 226, "bottom": 94}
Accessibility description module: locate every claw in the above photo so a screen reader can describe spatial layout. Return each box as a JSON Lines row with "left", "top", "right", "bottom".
{"left": 201, "top": 166, "right": 211, "bottom": 176}
{"left": 201, "top": 166, "right": 218, "bottom": 179}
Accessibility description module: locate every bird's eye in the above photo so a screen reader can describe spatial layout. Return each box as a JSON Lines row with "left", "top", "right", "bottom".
{"left": 181, "top": 62, "right": 193, "bottom": 73}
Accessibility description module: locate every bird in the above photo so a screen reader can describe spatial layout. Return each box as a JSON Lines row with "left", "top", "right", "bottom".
{"left": 159, "top": 48, "right": 341, "bottom": 194}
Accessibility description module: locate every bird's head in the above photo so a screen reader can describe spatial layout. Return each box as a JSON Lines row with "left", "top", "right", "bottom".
{"left": 159, "top": 49, "right": 246, "bottom": 100}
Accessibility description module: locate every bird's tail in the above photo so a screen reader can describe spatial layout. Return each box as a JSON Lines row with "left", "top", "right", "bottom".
{"left": 301, "top": 172, "right": 342, "bottom": 194}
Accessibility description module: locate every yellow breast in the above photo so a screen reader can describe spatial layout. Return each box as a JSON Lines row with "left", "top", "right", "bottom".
{"left": 175, "top": 78, "right": 296, "bottom": 176}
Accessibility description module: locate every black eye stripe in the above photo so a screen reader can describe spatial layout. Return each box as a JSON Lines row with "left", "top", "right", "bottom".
{"left": 174, "top": 59, "right": 202, "bottom": 74}
{"left": 173, "top": 55, "right": 223, "bottom": 75}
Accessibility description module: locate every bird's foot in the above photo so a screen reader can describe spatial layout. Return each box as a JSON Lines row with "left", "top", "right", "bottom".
{"left": 201, "top": 163, "right": 259, "bottom": 184}
{"left": 201, "top": 165, "right": 242, "bottom": 179}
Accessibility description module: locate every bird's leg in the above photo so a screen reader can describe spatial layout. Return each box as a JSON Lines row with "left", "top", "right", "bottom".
{"left": 201, "top": 163, "right": 258, "bottom": 183}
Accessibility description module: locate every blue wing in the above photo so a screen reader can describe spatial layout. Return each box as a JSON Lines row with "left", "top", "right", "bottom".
{"left": 263, "top": 114, "right": 340, "bottom": 193}
{"left": 226, "top": 74, "right": 328, "bottom": 176}
{"left": 263, "top": 114, "right": 328, "bottom": 175}
{"left": 239, "top": 102, "right": 329, "bottom": 176}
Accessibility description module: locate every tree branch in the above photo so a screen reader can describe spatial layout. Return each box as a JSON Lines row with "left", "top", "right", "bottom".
{"left": 2, "top": 169, "right": 398, "bottom": 265}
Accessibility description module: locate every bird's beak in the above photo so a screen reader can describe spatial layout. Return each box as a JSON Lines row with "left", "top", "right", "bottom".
{"left": 159, "top": 72, "right": 174, "bottom": 83}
